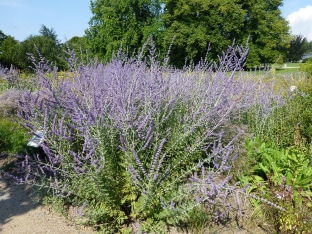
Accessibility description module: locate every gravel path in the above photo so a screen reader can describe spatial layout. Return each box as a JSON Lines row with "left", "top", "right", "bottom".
{"left": 0, "top": 154, "right": 95, "bottom": 234}
{"left": 0, "top": 175, "right": 96, "bottom": 234}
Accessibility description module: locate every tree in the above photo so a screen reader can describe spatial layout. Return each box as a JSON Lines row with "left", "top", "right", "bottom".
{"left": 286, "top": 35, "right": 309, "bottom": 62}
{"left": 0, "top": 36, "right": 20, "bottom": 68}
{"left": 238, "top": 0, "right": 290, "bottom": 67}
{"left": 0, "top": 30, "right": 7, "bottom": 48}
{"left": 161, "top": 0, "right": 246, "bottom": 68}
{"left": 306, "top": 40, "right": 312, "bottom": 53}
{"left": 62, "top": 36, "right": 92, "bottom": 63}
{"left": 86, "top": 0, "right": 162, "bottom": 62}
{"left": 85, "top": 0, "right": 290, "bottom": 68}
{"left": 18, "top": 35, "right": 66, "bottom": 71}
{"left": 39, "top": 24, "right": 61, "bottom": 47}
{"left": 161, "top": 0, "right": 290, "bottom": 68}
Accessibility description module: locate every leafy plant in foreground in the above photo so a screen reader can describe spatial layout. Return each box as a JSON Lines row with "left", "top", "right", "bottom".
{"left": 241, "top": 137, "right": 312, "bottom": 233}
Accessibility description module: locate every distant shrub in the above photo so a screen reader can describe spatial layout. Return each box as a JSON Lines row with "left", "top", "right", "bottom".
{"left": 300, "top": 64, "right": 312, "bottom": 78}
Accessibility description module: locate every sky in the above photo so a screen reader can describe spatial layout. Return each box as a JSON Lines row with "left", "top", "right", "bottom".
{"left": 281, "top": 0, "right": 312, "bottom": 41}
{"left": 0, "top": 0, "right": 312, "bottom": 42}
{"left": 0, "top": 0, "right": 92, "bottom": 42}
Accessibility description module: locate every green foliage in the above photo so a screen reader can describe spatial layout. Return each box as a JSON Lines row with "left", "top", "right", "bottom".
{"left": 0, "top": 36, "right": 20, "bottom": 68}
{"left": 244, "top": 138, "right": 312, "bottom": 190}
{"left": 237, "top": 75, "right": 312, "bottom": 232}
{"left": 306, "top": 40, "right": 312, "bottom": 52}
{"left": 240, "top": 137, "right": 312, "bottom": 233}
{"left": 0, "top": 30, "right": 7, "bottom": 47}
{"left": 239, "top": 0, "right": 290, "bottom": 68}
{"left": 86, "top": 0, "right": 290, "bottom": 67}
{"left": 0, "top": 27, "right": 65, "bottom": 71}
{"left": 86, "top": 0, "right": 162, "bottom": 62}
{"left": 185, "top": 204, "right": 215, "bottom": 234}
{"left": 39, "top": 24, "right": 61, "bottom": 47}
{"left": 300, "top": 58, "right": 312, "bottom": 78}
{"left": 0, "top": 78, "right": 9, "bottom": 93}
{"left": 287, "top": 34, "right": 310, "bottom": 62}
{"left": 0, "top": 118, "right": 28, "bottom": 155}
{"left": 18, "top": 35, "right": 66, "bottom": 71}
{"left": 162, "top": 0, "right": 246, "bottom": 67}
{"left": 62, "top": 36, "right": 92, "bottom": 63}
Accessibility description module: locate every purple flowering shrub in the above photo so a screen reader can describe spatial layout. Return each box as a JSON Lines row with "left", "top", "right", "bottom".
{"left": 0, "top": 65, "right": 22, "bottom": 91}
{"left": 13, "top": 41, "right": 281, "bottom": 232}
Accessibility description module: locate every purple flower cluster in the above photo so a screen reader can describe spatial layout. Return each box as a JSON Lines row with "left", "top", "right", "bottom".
{"left": 13, "top": 39, "right": 284, "bottom": 226}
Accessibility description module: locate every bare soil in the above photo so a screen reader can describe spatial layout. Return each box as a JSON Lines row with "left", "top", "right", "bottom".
{"left": 0, "top": 154, "right": 95, "bottom": 234}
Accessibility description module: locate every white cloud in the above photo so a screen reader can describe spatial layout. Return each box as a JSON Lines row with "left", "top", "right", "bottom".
{"left": 287, "top": 5, "right": 312, "bottom": 41}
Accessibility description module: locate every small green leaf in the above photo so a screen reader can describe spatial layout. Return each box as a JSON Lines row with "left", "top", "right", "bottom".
{"left": 286, "top": 171, "right": 293, "bottom": 184}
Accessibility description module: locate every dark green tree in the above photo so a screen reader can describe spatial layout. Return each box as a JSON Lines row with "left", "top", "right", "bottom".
{"left": 308, "top": 41, "right": 312, "bottom": 52}
{"left": 161, "top": 0, "right": 246, "bottom": 68}
{"left": 86, "top": 0, "right": 162, "bottom": 62}
{"left": 286, "top": 35, "right": 309, "bottom": 62}
{"left": 238, "top": 0, "right": 290, "bottom": 67}
{"left": 0, "top": 36, "right": 20, "bottom": 68}
{"left": 0, "top": 30, "right": 7, "bottom": 48}
{"left": 39, "top": 24, "right": 61, "bottom": 47}
{"left": 85, "top": 0, "right": 290, "bottom": 68}
{"left": 18, "top": 35, "right": 66, "bottom": 71}
{"left": 161, "top": 0, "right": 290, "bottom": 68}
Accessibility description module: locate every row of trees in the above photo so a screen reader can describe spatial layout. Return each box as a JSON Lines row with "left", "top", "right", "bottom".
{"left": 86, "top": 0, "right": 292, "bottom": 68}
{"left": 1, "top": 0, "right": 312, "bottom": 71}
{"left": 0, "top": 26, "right": 90, "bottom": 71}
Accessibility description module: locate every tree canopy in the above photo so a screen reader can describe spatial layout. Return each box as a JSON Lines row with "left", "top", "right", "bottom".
{"left": 18, "top": 35, "right": 66, "bottom": 71}
{"left": 287, "top": 34, "right": 309, "bottom": 62}
{"left": 62, "top": 36, "right": 92, "bottom": 63}
{"left": 0, "top": 35, "right": 20, "bottom": 68}
{"left": 86, "top": 0, "right": 162, "bottom": 62}
{"left": 161, "top": 0, "right": 246, "bottom": 67}
{"left": 238, "top": 0, "right": 290, "bottom": 67}
{"left": 0, "top": 30, "right": 7, "bottom": 47}
{"left": 39, "top": 24, "right": 61, "bottom": 47}
{"left": 85, "top": 0, "right": 290, "bottom": 68}
{"left": 1, "top": 0, "right": 293, "bottom": 70}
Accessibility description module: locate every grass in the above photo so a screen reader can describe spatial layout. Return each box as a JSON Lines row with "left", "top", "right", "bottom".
{"left": 283, "top": 62, "right": 301, "bottom": 67}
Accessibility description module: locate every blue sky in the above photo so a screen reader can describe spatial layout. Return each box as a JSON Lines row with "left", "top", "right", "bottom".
{"left": 281, "top": 0, "right": 312, "bottom": 41}
{"left": 0, "top": 0, "right": 312, "bottom": 42}
{"left": 0, "top": 0, "right": 92, "bottom": 42}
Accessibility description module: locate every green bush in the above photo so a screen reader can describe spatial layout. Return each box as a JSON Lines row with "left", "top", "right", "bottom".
{"left": 0, "top": 118, "right": 28, "bottom": 155}
{"left": 240, "top": 138, "right": 312, "bottom": 233}
{"left": 300, "top": 58, "right": 312, "bottom": 78}
{"left": 300, "top": 64, "right": 312, "bottom": 78}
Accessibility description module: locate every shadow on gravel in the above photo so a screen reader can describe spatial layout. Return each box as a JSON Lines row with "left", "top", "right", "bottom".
{"left": 0, "top": 154, "right": 41, "bottom": 232}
